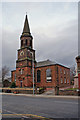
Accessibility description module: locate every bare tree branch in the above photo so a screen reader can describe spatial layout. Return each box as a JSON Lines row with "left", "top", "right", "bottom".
{"left": 70, "top": 65, "right": 76, "bottom": 84}
{"left": 2, "top": 66, "right": 9, "bottom": 82}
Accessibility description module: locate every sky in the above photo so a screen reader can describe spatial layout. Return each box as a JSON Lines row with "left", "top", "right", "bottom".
{"left": 1, "top": 2, "right": 78, "bottom": 75}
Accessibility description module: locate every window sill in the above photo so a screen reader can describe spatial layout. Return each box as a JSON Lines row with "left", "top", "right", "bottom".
{"left": 46, "top": 81, "right": 52, "bottom": 83}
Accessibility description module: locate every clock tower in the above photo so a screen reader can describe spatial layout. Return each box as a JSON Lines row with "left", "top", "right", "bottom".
{"left": 15, "top": 14, "right": 36, "bottom": 87}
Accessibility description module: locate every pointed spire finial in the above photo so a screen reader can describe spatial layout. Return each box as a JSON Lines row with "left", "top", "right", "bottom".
{"left": 20, "top": 14, "right": 32, "bottom": 39}
{"left": 23, "top": 14, "right": 30, "bottom": 33}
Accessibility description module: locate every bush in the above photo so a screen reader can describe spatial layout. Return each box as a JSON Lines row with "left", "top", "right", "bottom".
{"left": 6, "top": 90, "right": 11, "bottom": 93}
{"left": 39, "top": 87, "right": 45, "bottom": 94}
{"left": 10, "top": 82, "right": 16, "bottom": 88}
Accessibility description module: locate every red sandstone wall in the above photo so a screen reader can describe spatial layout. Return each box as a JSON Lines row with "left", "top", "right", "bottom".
{"left": 35, "top": 65, "right": 70, "bottom": 88}
{"left": 78, "top": 73, "right": 80, "bottom": 89}
{"left": 12, "top": 64, "right": 70, "bottom": 88}
{"left": 11, "top": 70, "right": 16, "bottom": 83}
{"left": 36, "top": 65, "right": 57, "bottom": 88}
{"left": 57, "top": 65, "right": 70, "bottom": 87}
{"left": 16, "top": 67, "right": 33, "bottom": 87}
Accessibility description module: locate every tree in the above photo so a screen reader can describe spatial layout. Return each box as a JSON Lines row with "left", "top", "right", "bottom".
{"left": 2, "top": 66, "right": 9, "bottom": 83}
{"left": 70, "top": 65, "right": 76, "bottom": 85}
{"left": 0, "top": 69, "right": 1, "bottom": 78}
{"left": 10, "top": 82, "right": 16, "bottom": 88}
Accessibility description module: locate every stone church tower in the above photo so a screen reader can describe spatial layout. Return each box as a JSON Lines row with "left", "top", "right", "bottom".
{"left": 11, "top": 14, "right": 70, "bottom": 90}
{"left": 12, "top": 15, "right": 36, "bottom": 87}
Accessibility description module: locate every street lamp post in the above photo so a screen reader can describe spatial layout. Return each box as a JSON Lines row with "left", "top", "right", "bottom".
{"left": 31, "top": 52, "right": 35, "bottom": 95}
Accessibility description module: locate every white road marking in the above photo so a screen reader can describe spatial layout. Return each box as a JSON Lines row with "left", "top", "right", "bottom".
{"left": 3, "top": 109, "right": 17, "bottom": 114}
{"left": 3, "top": 109, "right": 29, "bottom": 118}
{"left": 54, "top": 101, "right": 78, "bottom": 104}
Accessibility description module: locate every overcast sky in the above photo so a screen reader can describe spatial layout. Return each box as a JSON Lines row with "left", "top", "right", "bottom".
{"left": 1, "top": 2, "right": 78, "bottom": 73}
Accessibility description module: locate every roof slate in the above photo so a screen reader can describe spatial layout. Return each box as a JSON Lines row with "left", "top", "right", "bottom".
{"left": 36, "top": 59, "right": 56, "bottom": 67}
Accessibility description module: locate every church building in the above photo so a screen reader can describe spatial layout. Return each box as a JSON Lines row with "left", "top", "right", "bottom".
{"left": 11, "top": 15, "right": 70, "bottom": 89}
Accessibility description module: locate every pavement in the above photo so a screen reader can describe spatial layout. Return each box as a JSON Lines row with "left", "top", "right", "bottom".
{"left": 1, "top": 117, "right": 80, "bottom": 120}
{"left": 1, "top": 92, "right": 79, "bottom": 99}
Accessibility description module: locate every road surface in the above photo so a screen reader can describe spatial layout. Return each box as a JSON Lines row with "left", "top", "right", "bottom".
{"left": 2, "top": 94, "right": 79, "bottom": 119}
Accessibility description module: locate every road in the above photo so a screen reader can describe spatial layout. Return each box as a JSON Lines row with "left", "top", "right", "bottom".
{"left": 2, "top": 94, "right": 79, "bottom": 119}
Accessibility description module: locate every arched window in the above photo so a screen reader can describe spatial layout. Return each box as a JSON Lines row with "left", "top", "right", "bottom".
{"left": 27, "top": 50, "right": 30, "bottom": 57}
{"left": 37, "top": 70, "right": 41, "bottom": 82}
{"left": 46, "top": 69, "right": 52, "bottom": 82}
{"left": 19, "top": 69, "right": 23, "bottom": 74}
{"left": 64, "top": 78, "right": 66, "bottom": 83}
{"left": 67, "top": 79, "right": 69, "bottom": 84}
{"left": 14, "top": 73, "right": 16, "bottom": 82}
{"left": 21, "top": 40, "right": 23, "bottom": 47}
{"left": 30, "top": 40, "right": 32, "bottom": 48}
{"left": 64, "top": 70, "right": 66, "bottom": 74}
{"left": 60, "top": 68, "right": 62, "bottom": 74}
{"left": 21, "top": 69, "right": 23, "bottom": 74}
{"left": 61, "top": 78, "right": 63, "bottom": 84}
{"left": 25, "top": 39, "right": 27, "bottom": 46}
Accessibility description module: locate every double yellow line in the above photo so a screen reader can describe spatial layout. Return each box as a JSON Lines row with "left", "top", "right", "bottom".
{"left": 0, "top": 113, "right": 53, "bottom": 120}
{"left": 2, "top": 113, "right": 45, "bottom": 118}
{"left": 0, "top": 109, "right": 54, "bottom": 120}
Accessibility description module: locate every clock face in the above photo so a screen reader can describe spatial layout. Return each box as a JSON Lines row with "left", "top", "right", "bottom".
{"left": 20, "top": 51, "right": 24, "bottom": 56}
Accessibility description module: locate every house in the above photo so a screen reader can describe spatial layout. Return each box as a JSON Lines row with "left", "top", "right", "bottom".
{"left": 0, "top": 78, "right": 2, "bottom": 87}
{"left": 76, "top": 55, "right": 80, "bottom": 89}
{"left": 74, "top": 68, "right": 78, "bottom": 88}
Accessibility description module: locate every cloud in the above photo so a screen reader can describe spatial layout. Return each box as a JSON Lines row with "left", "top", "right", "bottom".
{"left": 34, "top": 19, "right": 78, "bottom": 67}
{"left": 2, "top": 18, "right": 78, "bottom": 73}
{"left": 2, "top": 28, "right": 20, "bottom": 70}
{"left": 2, "top": 2, "right": 78, "bottom": 75}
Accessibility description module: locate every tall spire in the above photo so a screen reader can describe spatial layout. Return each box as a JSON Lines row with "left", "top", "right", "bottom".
{"left": 21, "top": 14, "right": 32, "bottom": 38}
{"left": 23, "top": 14, "right": 30, "bottom": 33}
